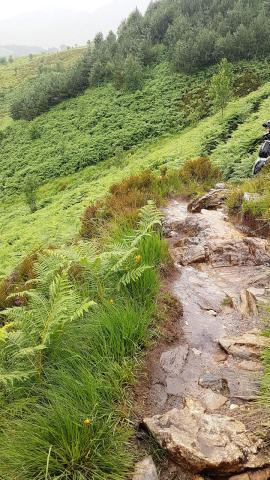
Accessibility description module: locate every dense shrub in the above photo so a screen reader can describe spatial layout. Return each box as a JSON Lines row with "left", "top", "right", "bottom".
{"left": 226, "top": 165, "right": 270, "bottom": 235}
{"left": 234, "top": 71, "right": 261, "bottom": 97}
{"left": 180, "top": 157, "right": 220, "bottom": 183}
{"left": 80, "top": 171, "right": 159, "bottom": 239}
{"left": 23, "top": 176, "right": 38, "bottom": 212}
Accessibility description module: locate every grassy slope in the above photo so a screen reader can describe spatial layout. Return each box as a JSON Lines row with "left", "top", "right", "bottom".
{"left": 2, "top": 60, "right": 270, "bottom": 198}
{"left": 0, "top": 63, "right": 210, "bottom": 196}
{"left": 0, "top": 47, "right": 85, "bottom": 129}
{"left": 1, "top": 55, "right": 270, "bottom": 479}
{"left": 1, "top": 79, "right": 270, "bottom": 277}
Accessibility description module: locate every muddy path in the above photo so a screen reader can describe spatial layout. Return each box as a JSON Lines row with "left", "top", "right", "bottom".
{"left": 134, "top": 192, "right": 270, "bottom": 480}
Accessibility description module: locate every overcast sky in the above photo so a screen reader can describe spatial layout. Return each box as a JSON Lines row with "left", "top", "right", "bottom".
{"left": 0, "top": 0, "right": 121, "bottom": 20}
{"left": 0, "top": 0, "right": 150, "bottom": 47}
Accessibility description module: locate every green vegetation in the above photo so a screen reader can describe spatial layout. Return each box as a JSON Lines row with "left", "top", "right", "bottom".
{"left": 10, "top": 0, "right": 270, "bottom": 120}
{"left": 1, "top": 2, "right": 270, "bottom": 478}
{"left": 0, "top": 201, "right": 167, "bottom": 479}
{"left": 0, "top": 62, "right": 212, "bottom": 196}
{"left": 0, "top": 47, "right": 84, "bottom": 129}
{"left": 23, "top": 176, "right": 38, "bottom": 213}
{"left": 210, "top": 58, "right": 233, "bottom": 116}
{"left": 226, "top": 163, "right": 270, "bottom": 235}
{"left": 2, "top": 60, "right": 270, "bottom": 199}
{"left": 0, "top": 153, "right": 222, "bottom": 478}
{"left": 0, "top": 68, "right": 270, "bottom": 277}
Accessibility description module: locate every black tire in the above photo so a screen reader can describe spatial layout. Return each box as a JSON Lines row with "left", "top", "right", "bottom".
{"left": 253, "top": 158, "right": 266, "bottom": 175}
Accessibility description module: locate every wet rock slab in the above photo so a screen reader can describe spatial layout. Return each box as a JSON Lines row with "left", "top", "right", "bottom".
{"left": 143, "top": 398, "right": 267, "bottom": 475}
{"left": 160, "top": 345, "right": 189, "bottom": 376}
{"left": 140, "top": 198, "right": 270, "bottom": 478}
{"left": 198, "top": 366, "right": 261, "bottom": 402}
{"left": 175, "top": 237, "right": 270, "bottom": 268}
{"left": 238, "top": 360, "right": 262, "bottom": 372}
{"left": 199, "top": 373, "right": 229, "bottom": 394}
{"left": 219, "top": 330, "right": 270, "bottom": 360}
{"left": 160, "top": 345, "right": 189, "bottom": 395}
{"left": 200, "top": 389, "right": 228, "bottom": 411}
{"left": 133, "top": 456, "right": 158, "bottom": 480}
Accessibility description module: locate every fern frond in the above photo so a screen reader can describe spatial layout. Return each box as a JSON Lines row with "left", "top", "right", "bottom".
{"left": 138, "top": 201, "right": 163, "bottom": 232}
{"left": 122, "top": 201, "right": 163, "bottom": 248}
{"left": 118, "top": 265, "right": 152, "bottom": 288}
{"left": 14, "top": 344, "right": 46, "bottom": 359}
{"left": 109, "top": 247, "right": 138, "bottom": 274}
{"left": 0, "top": 370, "right": 34, "bottom": 386}
{"left": 70, "top": 300, "right": 96, "bottom": 322}
{"left": 0, "top": 323, "right": 15, "bottom": 343}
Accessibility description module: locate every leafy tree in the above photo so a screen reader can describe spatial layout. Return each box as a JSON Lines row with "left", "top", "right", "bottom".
{"left": 11, "top": 72, "right": 72, "bottom": 120}
{"left": 209, "top": 58, "right": 233, "bottom": 116}
{"left": 106, "top": 31, "right": 117, "bottom": 56}
{"left": 23, "top": 176, "right": 38, "bottom": 213}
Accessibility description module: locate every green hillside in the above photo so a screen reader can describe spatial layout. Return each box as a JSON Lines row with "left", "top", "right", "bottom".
{"left": 0, "top": 69, "right": 270, "bottom": 277}
{"left": 0, "top": 47, "right": 85, "bottom": 130}
{"left": 1, "top": 60, "right": 270, "bottom": 198}
{"left": 1, "top": 1, "right": 270, "bottom": 477}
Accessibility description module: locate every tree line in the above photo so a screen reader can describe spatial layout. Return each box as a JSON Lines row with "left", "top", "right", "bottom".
{"left": 11, "top": 0, "right": 270, "bottom": 120}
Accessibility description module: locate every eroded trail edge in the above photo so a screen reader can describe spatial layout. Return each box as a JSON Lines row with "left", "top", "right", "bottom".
{"left": 134, "top": 189, "right": 270, "bottom": 480}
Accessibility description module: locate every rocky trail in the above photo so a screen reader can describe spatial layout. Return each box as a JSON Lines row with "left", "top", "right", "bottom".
{"left": 133, "top": 188, "right": 270, "bottom": 480}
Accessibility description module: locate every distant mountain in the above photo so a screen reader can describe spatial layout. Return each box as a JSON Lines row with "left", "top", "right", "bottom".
{"left": 0, "top": 0, "right": 150, "bottom": 48}
{"left": 0, "top": 45, "right": 47, "bottom": 58}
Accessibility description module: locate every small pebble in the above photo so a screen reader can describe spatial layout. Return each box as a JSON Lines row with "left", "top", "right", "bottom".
{"left": 192, "top": 348, "right": 202, "bottom": 356}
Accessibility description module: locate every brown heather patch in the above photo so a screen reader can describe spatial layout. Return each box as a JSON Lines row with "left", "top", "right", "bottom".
{"left": 180, "top": 156, "right": 221, "bottom": 184}
{"left": 80, "top": 160, "right": 218, "bottom": 241}
{"left": 0, "top": 251, "right": 39, "bottom": 318}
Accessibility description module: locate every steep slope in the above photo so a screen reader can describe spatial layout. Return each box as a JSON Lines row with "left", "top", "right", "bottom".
{"left": 0, "top": 47, "right": 85, "bottom": 129}
{"left": 1, "top": 61, "right": 270, "bottom": 196}
{"left": 0, "top": 77, "right": 270, "bottom": 277}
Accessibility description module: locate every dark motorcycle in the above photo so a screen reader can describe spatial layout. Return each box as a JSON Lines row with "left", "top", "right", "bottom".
{"left": 252, "top": 121, "right": 270, "bottom": 175}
